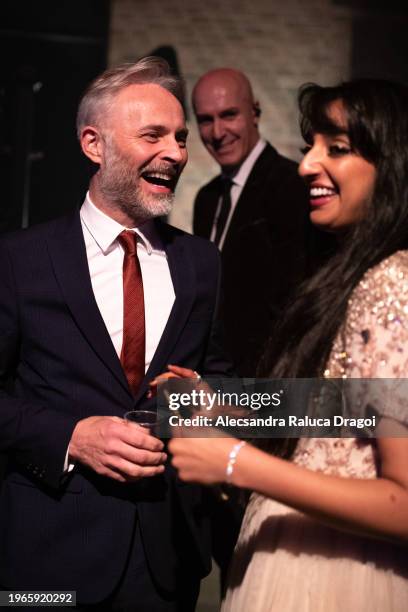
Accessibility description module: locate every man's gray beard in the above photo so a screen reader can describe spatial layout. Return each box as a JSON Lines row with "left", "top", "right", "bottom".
{"left": 99, "top": 144, "right": 174, "bottom": 224}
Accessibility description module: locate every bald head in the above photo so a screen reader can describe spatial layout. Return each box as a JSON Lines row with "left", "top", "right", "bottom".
{"left": 192, "top": 68, "right": 260, "bottom": 172}
{"left": 193, "top": 68, "right": 256, "bottom": 108}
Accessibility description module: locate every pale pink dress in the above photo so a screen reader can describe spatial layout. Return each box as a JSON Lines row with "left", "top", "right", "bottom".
{"left": 222, "top": 252, "right": 408, "bottom": 612}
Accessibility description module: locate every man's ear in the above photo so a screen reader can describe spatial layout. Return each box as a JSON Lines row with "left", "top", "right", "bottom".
{"left": 80, "top": 126, "right": 104, "bottom": 164}
{"left": 253, "top": 101, "right": 261, "bottom": 124}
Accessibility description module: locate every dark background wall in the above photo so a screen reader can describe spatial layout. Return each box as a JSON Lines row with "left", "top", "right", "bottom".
{"left": 335, "top": 0, "right": 408, "bottom": 82}
{"left": 0, "top": 0, "right": 110, "bottom": 232}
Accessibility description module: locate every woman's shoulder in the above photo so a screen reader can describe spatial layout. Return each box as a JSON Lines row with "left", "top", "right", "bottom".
{"left": 361, "top": 250, "right": 408, "bottom": 284}
{"left": 349, "top": 250, "right": 408, "bottom": 328}
{"left": 330, "top": 250, "right": 408, "bottom": 378}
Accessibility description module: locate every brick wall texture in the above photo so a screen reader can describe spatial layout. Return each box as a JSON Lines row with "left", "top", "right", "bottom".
{"left": 109, "top": 0, "right": 353, "bottom": 231}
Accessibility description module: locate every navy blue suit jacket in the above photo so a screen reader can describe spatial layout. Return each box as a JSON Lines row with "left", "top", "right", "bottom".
{"left": 0, "top": 210, "right": 232, "bottom": 602}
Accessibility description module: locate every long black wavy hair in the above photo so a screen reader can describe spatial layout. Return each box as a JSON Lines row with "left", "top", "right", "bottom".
{"left": 259, "top": 79, "right": 408, "bottom": 382}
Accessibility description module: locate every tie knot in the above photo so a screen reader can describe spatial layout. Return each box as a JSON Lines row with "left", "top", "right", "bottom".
{"left": 118, "top": 230, "right": 137, "bottom": 256}
{"left": 221, "top": 176, "right": 233, "bottom": 189}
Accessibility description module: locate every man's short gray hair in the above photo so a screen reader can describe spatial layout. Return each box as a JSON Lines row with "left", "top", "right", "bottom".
{"left": 76, "top": 56, "right": 184, "bottom": 138}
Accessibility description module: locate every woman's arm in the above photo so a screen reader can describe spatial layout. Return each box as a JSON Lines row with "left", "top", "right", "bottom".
{"left": 169, "top": 434, "right": 408, "bottom": 543}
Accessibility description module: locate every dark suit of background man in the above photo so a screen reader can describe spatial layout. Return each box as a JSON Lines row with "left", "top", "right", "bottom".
{"left": 0, "top": 57, "right": 232, "bottom": 611}
{"left": 193, "top": 68, "right": 313, "bottom": 377}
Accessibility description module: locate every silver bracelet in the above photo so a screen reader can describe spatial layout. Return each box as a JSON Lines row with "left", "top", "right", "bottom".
{"left": 226, "top": 441, "right": 246, "bottom": 483}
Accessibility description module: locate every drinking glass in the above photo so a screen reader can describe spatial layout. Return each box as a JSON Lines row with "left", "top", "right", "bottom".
{"left": 124, "top": 410, "right": 160, "bottom": 433}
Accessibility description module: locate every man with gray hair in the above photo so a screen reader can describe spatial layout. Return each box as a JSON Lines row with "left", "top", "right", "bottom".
{"left": 0, "top": 57, "right": 231, "bottom": 610}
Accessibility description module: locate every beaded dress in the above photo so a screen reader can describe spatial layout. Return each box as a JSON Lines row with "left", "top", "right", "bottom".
{"left": 222, "top": 252, "right": 408, "bottom": 612}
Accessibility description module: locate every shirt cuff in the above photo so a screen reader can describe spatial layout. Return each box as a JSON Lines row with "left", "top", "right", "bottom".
{"left": 64, "top": 446, "right": 75, "bottom": 473}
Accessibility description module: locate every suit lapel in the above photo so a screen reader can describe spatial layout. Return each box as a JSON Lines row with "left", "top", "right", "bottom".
{"left": 223, "top": 143, "right": 278, "bottom": 249}
{"left": 46, "top": 211, "right": 130, "bottom": 395}
{"left": 47, "top": 213, "right": 196, "bottom": 404}
{"left": 133, "top": 222, "right": 196, "bottom": 403}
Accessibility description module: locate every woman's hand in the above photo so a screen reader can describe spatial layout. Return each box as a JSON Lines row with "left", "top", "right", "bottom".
{"left": 147, "top": 364, "right": 199, "bottom": 398}
{"left": 169, "top": 435, "right": 243, "bottom": 485}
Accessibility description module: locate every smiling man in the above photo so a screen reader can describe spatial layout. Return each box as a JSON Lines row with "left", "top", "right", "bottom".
{"left": 81, "top": 79, "right": 189, "bottom": 228}
{"left": 0, "top": 58, "right": 232, "bottom": 611}
{"left": 192, "top": 68, "right": 315, "bottom": 377}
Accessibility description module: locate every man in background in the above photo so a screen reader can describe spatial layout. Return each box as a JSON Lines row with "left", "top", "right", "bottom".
{"left": 193, "top": 68, "right": 315, "bottom": 376}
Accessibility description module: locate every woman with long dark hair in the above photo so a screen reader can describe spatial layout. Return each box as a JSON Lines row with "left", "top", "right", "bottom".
{"left": 263, "top": 78, "right": 408, "bottom": 380}
{"left": 167, "top": 79, "right": 408, "bottom": 611}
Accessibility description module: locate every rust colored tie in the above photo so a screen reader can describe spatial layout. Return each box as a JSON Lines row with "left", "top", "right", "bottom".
{"left": 118, "top": 230, "right": 145, "bottom": 396}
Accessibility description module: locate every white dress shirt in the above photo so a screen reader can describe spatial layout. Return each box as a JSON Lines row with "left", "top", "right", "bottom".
{"left": 80, "top": 194, "right": 175, "bottom": 371}
{"left": 66, "top": 194, "right": 174, "bottom": 471}
{"left": 210, "top": 138, "right": 267, "bottom": 250}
